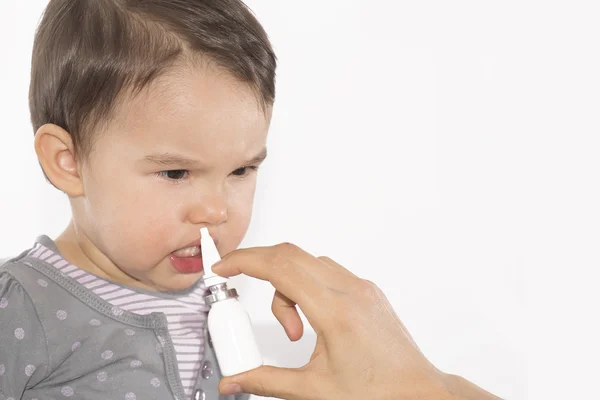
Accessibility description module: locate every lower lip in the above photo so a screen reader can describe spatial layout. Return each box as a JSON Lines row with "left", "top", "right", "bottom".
{"left": 170, "top": 253, "right": 204, "bottom": 274}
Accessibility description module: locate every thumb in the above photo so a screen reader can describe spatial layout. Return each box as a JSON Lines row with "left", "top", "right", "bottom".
{"left": 219, "top": 365, "right": 307, "bottom": 399}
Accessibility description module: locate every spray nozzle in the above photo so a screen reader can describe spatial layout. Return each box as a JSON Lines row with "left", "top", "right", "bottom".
{"left": 200, "top": 227, "right": 229, "bottom": 288}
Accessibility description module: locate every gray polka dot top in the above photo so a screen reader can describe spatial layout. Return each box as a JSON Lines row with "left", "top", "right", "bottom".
{"left": 0, "top": 236, "right": 250, "bottom": 400}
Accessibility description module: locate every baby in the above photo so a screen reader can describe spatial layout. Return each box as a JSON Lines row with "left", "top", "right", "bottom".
{"left": 0, "top": 0, "right": 275, "bottom": 399}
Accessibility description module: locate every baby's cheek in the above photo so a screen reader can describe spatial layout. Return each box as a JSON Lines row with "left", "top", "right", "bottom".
{"left": 107, "top": 209, "right": 173, "bottom": 260}
{"left": 228, "top": 185, "right": 255, "bottom": 217}
{"left": 224, "top": 202, "right": 254, "bottom": 252}
{"left": 136, "top": 213, "right": 176, "bottom": 249}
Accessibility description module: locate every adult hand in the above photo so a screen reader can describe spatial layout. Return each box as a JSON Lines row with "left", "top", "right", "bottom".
{"left": 212, "top": 243, "right": 500, "bottom": 400}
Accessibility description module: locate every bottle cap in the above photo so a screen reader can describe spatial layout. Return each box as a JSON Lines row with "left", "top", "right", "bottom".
{"left": 200, "top": 227, "right": 228, "bottom": 287}
{"left": 205, "top": 285, "right": 239, "bottom": 305}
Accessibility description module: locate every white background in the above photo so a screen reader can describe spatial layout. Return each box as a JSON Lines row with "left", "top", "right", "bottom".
{"left": 1, "top": 1, "right": 599, "bottom": 400}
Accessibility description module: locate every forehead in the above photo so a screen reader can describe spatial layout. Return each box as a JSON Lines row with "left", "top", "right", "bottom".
{"left": 100, "top": 63, "right": 271, "bottom": 163}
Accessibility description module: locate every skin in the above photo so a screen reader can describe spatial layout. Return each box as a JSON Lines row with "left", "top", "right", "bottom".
{"left": 34, "top": 59, "right": 500, "bottom": 399}
{"left": 212, "top": 245, "right": 503, "bottom": 400}
{"left": 35, "top": 61, "right": 271, "bottom": 292}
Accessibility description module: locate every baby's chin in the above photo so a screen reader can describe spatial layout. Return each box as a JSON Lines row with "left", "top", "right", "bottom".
{"left": 126, "top": 257, "right": 206, "bottom": 292}
{"left": 152, "top": 271, "right": 206, "bottom": 292}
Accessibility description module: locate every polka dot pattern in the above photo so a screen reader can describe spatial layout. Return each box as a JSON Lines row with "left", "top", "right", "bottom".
{"left": 14, "top": 327, "right": 25, "bottom": 340}
{"left": 25, "top": 364, "right": 36, "bottom": 376}
{"left": 61, "top": 386, "right": 74, "bottom": 397}
{"left": 11, "top": 241, "right": 212, "bottom": 398}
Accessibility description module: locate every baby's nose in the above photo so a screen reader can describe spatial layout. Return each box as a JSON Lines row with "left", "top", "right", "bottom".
{"left": 187, "top": 194, "right": 228, "bottom": 226}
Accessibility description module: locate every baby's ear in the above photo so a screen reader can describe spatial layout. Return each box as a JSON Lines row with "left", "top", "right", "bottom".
{"left": 34, "top": 124, "right": 84, "bottom": 196}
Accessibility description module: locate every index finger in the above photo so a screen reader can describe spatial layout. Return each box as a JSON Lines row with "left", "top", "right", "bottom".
{"left": 211, "top": 243, "right": 326, "bottom": 317}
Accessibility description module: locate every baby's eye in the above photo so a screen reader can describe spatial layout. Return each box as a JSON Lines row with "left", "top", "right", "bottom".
{"left": 158, "top": 169, "right": 189, "bottom": 181}
{"left": 231, "top": 166, "right": 258, "bottom": 177}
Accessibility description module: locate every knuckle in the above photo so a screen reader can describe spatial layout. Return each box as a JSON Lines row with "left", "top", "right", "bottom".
{"left": 317, "top": 255, "right": 332, "bottom": 263}
{"left": 269, "top": 242, "right": 298, "bottom": 269}
{"left": 275, "top": 242, "right": 299, "bottom": 255}
{"left": 357, "top": 279, "right": 382, "bottom": 302}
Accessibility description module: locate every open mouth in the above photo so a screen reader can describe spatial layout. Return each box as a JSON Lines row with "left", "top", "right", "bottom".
{"left": 172, "top": 245, "right": 200, "bottom": 257}
{"left": 170, "top": 245, "right": 204, "bottom": 274}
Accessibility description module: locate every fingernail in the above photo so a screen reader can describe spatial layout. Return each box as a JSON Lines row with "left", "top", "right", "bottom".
{"left": 221, "top": 383, "right": 242, "bottom": 395}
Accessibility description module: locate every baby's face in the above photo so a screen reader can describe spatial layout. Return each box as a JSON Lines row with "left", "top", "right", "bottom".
{"left": 73, "top": 64, "right": 271, "bottom": 291}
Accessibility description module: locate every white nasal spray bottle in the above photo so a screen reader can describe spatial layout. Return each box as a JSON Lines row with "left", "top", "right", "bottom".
{"left": 200, "top": 228, "right": 263, "bottom": 376}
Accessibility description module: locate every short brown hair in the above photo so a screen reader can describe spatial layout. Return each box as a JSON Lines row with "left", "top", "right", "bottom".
{"left": 29, "top": 0, "right": 277, "bottom": 159}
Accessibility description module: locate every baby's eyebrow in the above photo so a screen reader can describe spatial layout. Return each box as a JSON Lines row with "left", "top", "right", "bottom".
{"left": 141, "top": 148, "right": 267, "bottom": 168}
{"left": 246, "top": 148, "right": 268, "bottom": 165}
{"left": 142, "top": 153, "right": 200, "bottom": 168}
